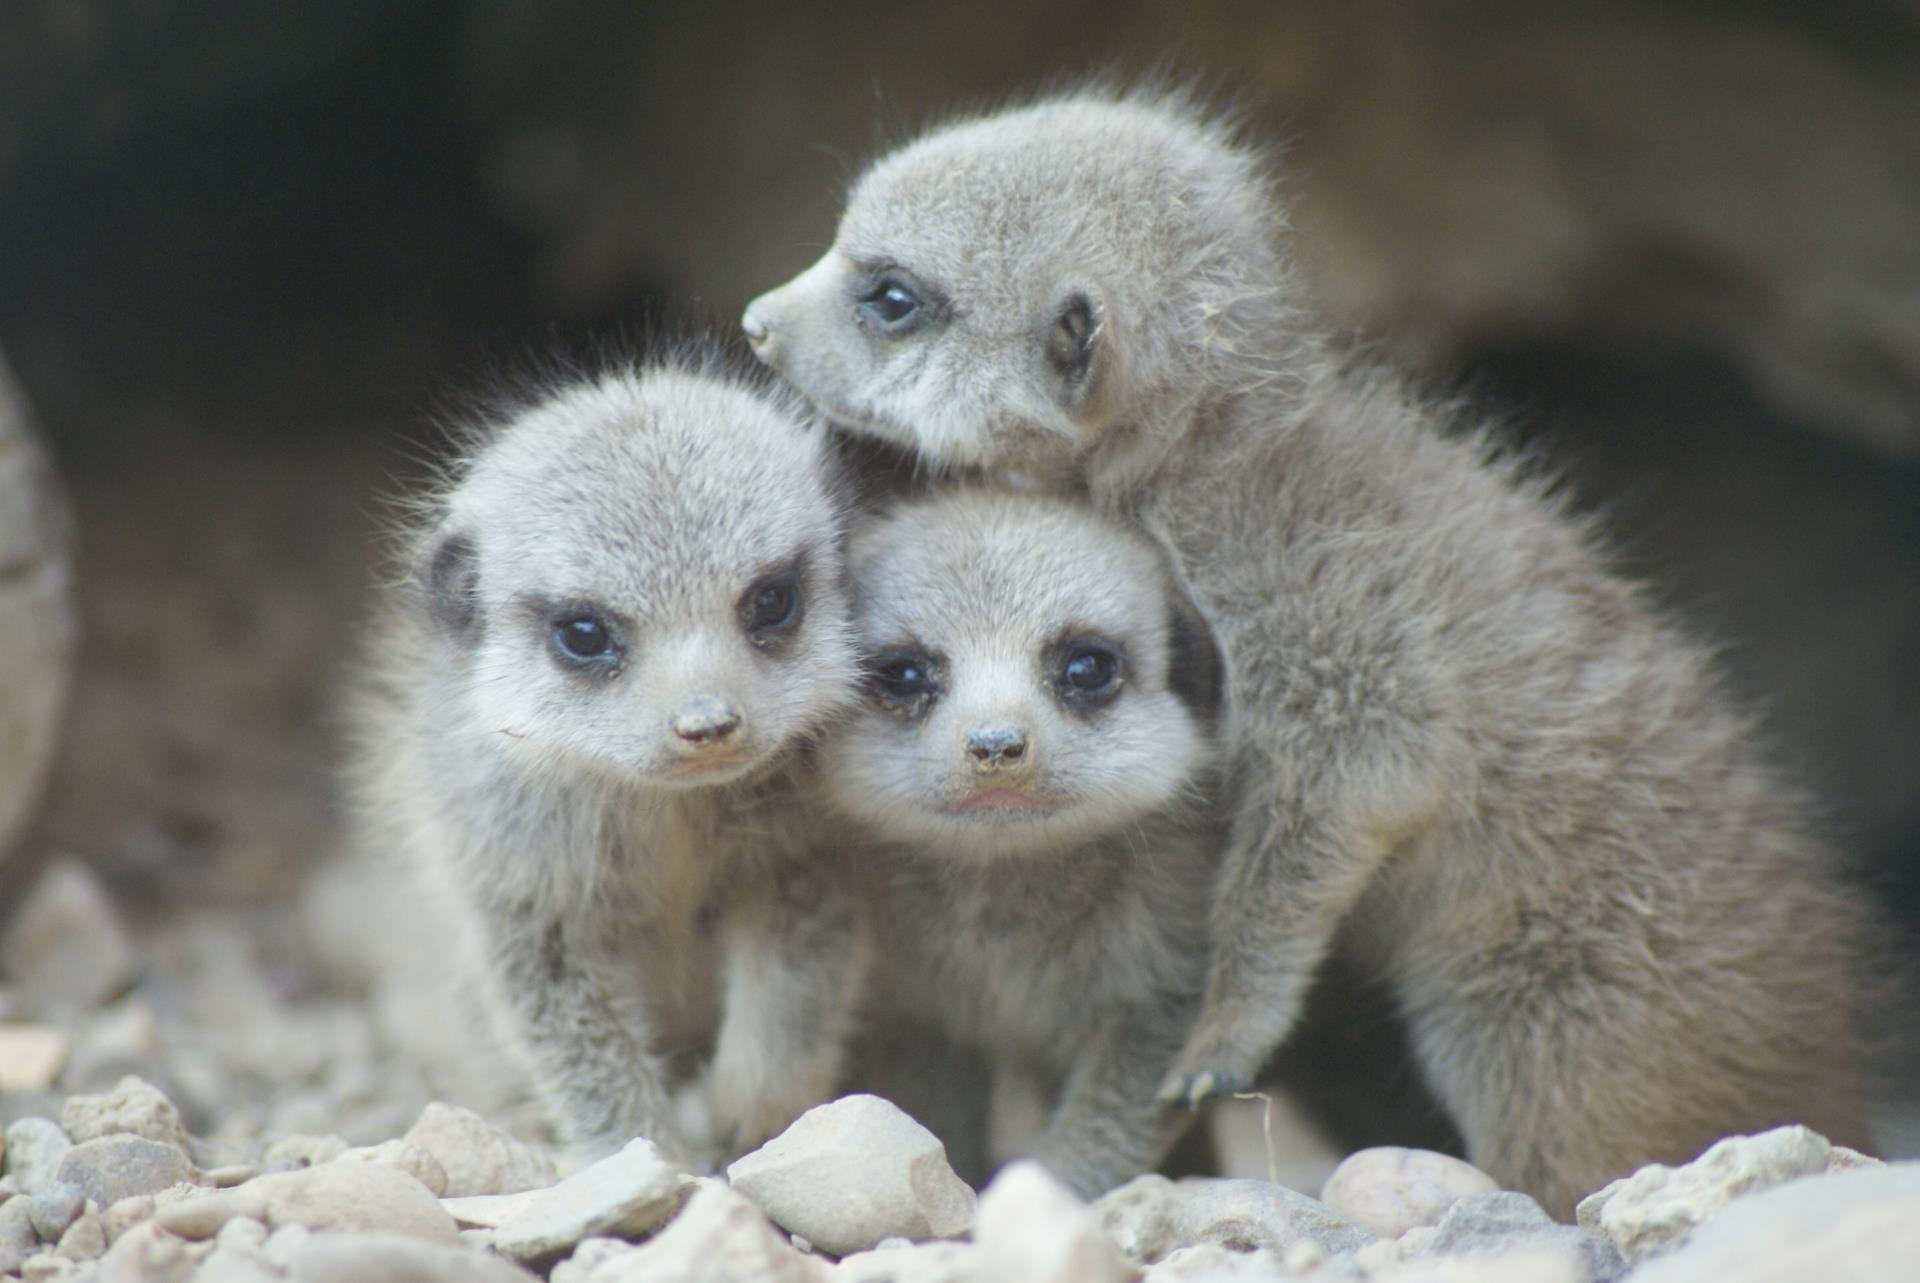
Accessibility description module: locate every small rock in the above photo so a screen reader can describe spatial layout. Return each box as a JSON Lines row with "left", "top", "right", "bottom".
{"left": 157, "top": 1162, "right": 457, "bottom": 1242}
{"left": 213, "top": 1216, "right": 269, "bottom": 1253}
{"left": 442, "top": 1189, "right": 543, "bottom": 1230}
{"left": 20, "top": 1252, "right": 82, "bottom": 1282}
{"left": 576, "top": 1179, "right": 828, "bottom": 1283}
{"left": 262, "top": 1134, "right": 349, "bottom": 1171}
{"left": 96, "top": 1220, "right": 202, "bottom": 1283}
{"left": 1320, "top": 1147, "right": 1499, "bottom": 1238}
{"left": 550, "top": 1236, "right": 641, "bottom": 1283}
{"left": 337, "top": 1139, "right": 449, "bottom": 1197}
{"left": 53, "top": 1209, "right": 104, "bottom": 1262}
{"left": 208, "top": 1164, "right": 262, "bottom": 1188}
{"left": 0, "top": 1197, "right": 38, "bottom": 1274}
{"left": 1141, "top": 1243, "right": 1287, "bottom": 1281}
{"left": 54, "top": 1134, "right": 197, "bottom": 1207}
{"left": 1094, "top": 1173, "right": 1375, "bottom": 1264}
{"left": 727, "top": 1094, "right": 975, "bottom": 1256}
{"left": 104, "top": 1194, "right": 156, "bottom": 1243}
{"left": 0, "top": 859, "right": 137, "bottom": 1017}
{"left": 1424, "top": 1191, "right": 1622, "bottom": 1283}
{"left": 0, "top": 1026, "right": 68, "bottom": 1094}
{"left": 27, "top": 1181, "right": 83, "bottom": 1241}
{"left": 1351, "top": 1236, "right": 1403, "bottom": 1272}
{"left": 196, "top": 1243, "right": 284, "bottom": 1283}
{"left": 404, "top": 1102, "right": 557, "bottom": 1197}
{"left": 263, "top": 1222, "right": 311, "bottom": 1268}
{"left": 1826, "top": 1144, "right": 1884, "bottom": 1172}
{"left": 1575, "top": 1125, "right": 1838, "bottom": 1264}
{"left": 491, "top": 1137, "right": 691, "bottom": 1265}
{"left": 283, "top": 1229, "right": 542, "bottom": 1283}
{"left": 59, "top": 1075, "right": 192, "bottom": 1150}
{"left": 1388, "top": 1247, "right": 1584, "bottom": 1282}
{"left": 976, "top": 1162, "right": 1131, "bottom": 1283}
{"left": 833, "top": 1239, "right": 978, "bottom": 1283}
{"left": 1626, "top": 1162, "right": 1920, "bottom": 1283}
{"left": 3, "top": 1118, "right": 72, "bottom": 1195}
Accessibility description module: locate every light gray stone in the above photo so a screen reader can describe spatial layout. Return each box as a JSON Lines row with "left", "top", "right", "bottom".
{"left": 336, "top": 1139, "right": 449, "bottom": 1198}
{"left": 490, "top": 1137, "right": 691, "bottom": 1265}
{"left": 1575, "top": 1125, "right": 1838, "bottom": 1265}
{"left": 1319, "top": 1147, "right": 1499, "bottom": 1238}
{"left": 1141, "top": 1242, "right": 1288, "bottom": 1281}
{"left": 284, "top": 1229, "right": 542, "bottom": 1283}
{"left": 442, "top": 1189, "right": 542, "bottom": 1230}
{"left": 726, "top": 1094, "right": 975, "bottom": 1256}
{"left": 569, "top": 1179, "right": 827, "bottom": 1283}
{"left": 1627, "top": 1162, "right": 1920, "bottom": 1283}
{"left": 1424, "top": 1191, "right": 1622, "bottom": 1283}
{"left": 261, "top": 1135, "right": 349, "bottom": 1171}
{"left": 195, "top": 1243, "right": 285, "bottom": 1283}
{"left": 550, "top": 1236, "right": 641, "bottom": 1283}
{"left": 27, "top": 1180, "right": 83, "bottom": 1241}
{"left": 975, "top": 1162, "right": 1131, "bottom": 1283}
{"left": 156, "top": 1162, "right": 456, "bottom": 1242}
{"left": 54, "top": 1134, "right": 196, "bottom": 1207}
{"left": 104, "top": 1194, "right": 156, "bottom": 1243}
{"left": 1, "top": 860, "right": 134, "bottom": 1018}
{"left": 0, "top": 1026, "right": 68, "bottom": 1094}
{"left": 53, "top": 1208, "right": 105, "bottom": 1262}
{"left": 96, "top": 1220, "right": 203, "bottom": 1283}
{"left": 404, "top": 1101, "right": 557, "bottom": 1197}
{"left": 4, "top": 1118, "right": 72, "bottom": 1196}
{"left": 1094, "top": 1173, "right": 1375, "bottom": 1265}
{"left": 60, "top": 1075, "right": 192, "bottom": 1151}
{"left": 832, "top": 1239, "right": 978, "bottom": 1283}
{"left": 0, "top": 1195, "right": 39, "bottom": 1275}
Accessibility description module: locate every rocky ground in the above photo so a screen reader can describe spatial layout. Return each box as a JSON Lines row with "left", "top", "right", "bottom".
{"left": 0, "top": 855, "right": 1915, "bottom": 1283}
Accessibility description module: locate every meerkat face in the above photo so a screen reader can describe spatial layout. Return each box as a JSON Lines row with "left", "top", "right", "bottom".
{"left": 743, "top": 93, "right": 1284, "bottom": 478}
{"left": 822, "top": 490, "right": 1222, "bottom": 857}
{"left": 421, "top": 367, "right": 857, "bottom": 788}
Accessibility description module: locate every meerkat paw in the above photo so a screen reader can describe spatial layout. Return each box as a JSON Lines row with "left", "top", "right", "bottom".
{"left": 1155, "top": 1009, "right": 1280, "bottom": 1107}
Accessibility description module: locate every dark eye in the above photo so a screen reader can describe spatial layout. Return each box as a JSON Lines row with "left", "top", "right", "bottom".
{"left": 1058, "top": 645, "right": 1122, "bottom": 704}
{"left": 857, "top": 276, "right": 926, "bottom": 334}
{"left": 551, "top": 613, "right": 615, "bottom": 664}
{"left": 874, "top": 655, "right": 932, "bottom": 697}
{"left": 741, "top": 570, "right": 803, "bottom": 640}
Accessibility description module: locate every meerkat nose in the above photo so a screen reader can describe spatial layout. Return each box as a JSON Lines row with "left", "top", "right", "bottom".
{"left": 966, "top": 726, "right": 1030, "bottom": 771}
{"left": 740, "top": 308, "right": 770, "bottom": 348}
{"left": 671, "top": 696, "right": 742, "bottom": 746}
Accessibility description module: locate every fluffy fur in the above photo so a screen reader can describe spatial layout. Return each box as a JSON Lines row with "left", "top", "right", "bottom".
{"left": 827, "top": 488, "right": 1226, "bottom": 1197}
{"left": 347, "top": 357, "right": 869, "bottom": 1167}
{"left": 743, "top": 89, "right": 1874, "bottom": 1213}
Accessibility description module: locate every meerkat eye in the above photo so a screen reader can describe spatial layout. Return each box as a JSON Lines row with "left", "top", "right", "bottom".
{"left": 550, "top": 612, "right": 617, "bottom": 666}
{"left": 740, "top": 566, "right": 804, "bottom": 642}
{"left": 1055, "top": 641, "right": 1123, "bottom": 707}
{"left": 856, "top": 275, "right": 927, "bottom": 335}
{"left": 868, "top": 648, "right": 942, "bottom": 713}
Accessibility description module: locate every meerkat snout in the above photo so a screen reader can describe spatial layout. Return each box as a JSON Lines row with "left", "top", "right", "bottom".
{"left": 670, "top": 694, "right": 742, "bottom": 747}
{"left": 740, "top": 308, "right": 771, "bottom": 348}
{"left": 965, "top": 725, "right": 1029, "bottom": 771}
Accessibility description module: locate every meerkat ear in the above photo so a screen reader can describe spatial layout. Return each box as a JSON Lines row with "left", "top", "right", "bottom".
{"left": 422, "top": 530, "right": 482, "bottom": 636}
{"left": 1045, "top": 289, "right": 1113, "bottom": 416}
{"left": 1166, "top": 589, "right": 1227, "bottom": 725}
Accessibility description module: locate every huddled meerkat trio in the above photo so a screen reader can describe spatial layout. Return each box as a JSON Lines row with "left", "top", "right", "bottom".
{"left": 352, "top": 87, "right": 1878, "bottom": 1215}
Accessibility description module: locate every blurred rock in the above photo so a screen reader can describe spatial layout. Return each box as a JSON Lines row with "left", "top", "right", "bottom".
{"left": 404, "top": 1101, "right": 555, "bottom": 1197}
{"left": 3, "top": 1118, "right": 71, "bottom": 1196}
{"left": 490, "top": 1137, "right": 690, "bottom": 1265}
{"left": 54, "top": 1134, "right": 196, "bottom": 1207}
{"left": 59, "top": 1074, "right": 191, "bottom": 1150}
{"left": 1, "top": 859, "right": 136, "bottom": 1017}
{"left": 284, "top": 1228, "right": 542, "bottom": 1283}
{"left": 563, "top": 1179, "right": 828, "bottom": 1283}
{"left": 262, "top": 1135, "right": 349, "bottom": 1171}
{"left": 1422, "top": 1191, "right": 1623, "bottom": 1282}
{"left": 52, "top": 1206, "right": 104, "bottom": 1262}
{"left": 832, "top": 1239, "right": 978, "bottom": 1283}
{"left": 0, "top": 1026, "right": 67, "bottom": 1094}
{"left": 1095, "top": 1173, "right": 1374, "bottom": 1265}
{"left": 1320, "top": 1146, "right": 1499, "bottom": 1238}
{"left": 335, "top": 1138, "right": 448, "bottom": 1198}
{"left": 727, "top": 1094, "right": 975, "bottom": 1256}
{"left": 0, "top": 1197, "right": 38, "bottom": 1275}
{"left": 157, "top": 1161, "right": 454, "bottom": 1242}
{"left": 26, "top": 1179, "right": 82, "bottom": 1240}
{"left": 974, "top": 1161, "right": 1132, "bottom": 1283}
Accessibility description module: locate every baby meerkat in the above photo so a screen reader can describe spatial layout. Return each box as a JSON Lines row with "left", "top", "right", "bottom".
{"left": 743, "top": 89, "right": 1875, "bottom": 1212}
{"left": 827, "top": 488, "right": 1226, "bottom": 1198}
{"left": 349, "top": 357, "right": 868, "bottom": 1167}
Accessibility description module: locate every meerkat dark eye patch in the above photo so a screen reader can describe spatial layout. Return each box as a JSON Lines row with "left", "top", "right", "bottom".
{"left": 1048, "top": 633, "right": 1126, "bottom": 712}
{"left": 740, "top": 558, "right": 806, "bottom": 645}
{"left": 866, "top": 646, "right": 943, "bottom": 719}
{"left": 424, "top": 531, "right": 481, "bottom": 637}
{"left": 1166, "top": 594, "right": 1227, "bottom": 724}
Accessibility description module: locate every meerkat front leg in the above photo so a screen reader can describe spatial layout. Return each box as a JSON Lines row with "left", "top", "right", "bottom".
{"left": 707, "top": 858, "right": 871, "bottom": 1155}
{"left": 1035, "top": 1015, "right": 1196, "bottom": 1198}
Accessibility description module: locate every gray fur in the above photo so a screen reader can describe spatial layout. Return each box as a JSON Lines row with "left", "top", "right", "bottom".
{"left": 348, "top": 360, "right": 869, "bottom": 1167}
{"left": 744, "top": 89, "right": 1874, "bottom": 1214}
{"left": 825, "top": 488, "right": 1226, "bottom": 1197}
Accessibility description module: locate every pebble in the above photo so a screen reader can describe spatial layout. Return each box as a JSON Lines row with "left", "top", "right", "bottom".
{"left": 0, "top": 1197, "right": 39, "bottom": 1275}
{"left": 564, "top": 1178, "right": 828, "bottom": 1283}
{"left": 283, "top": 1228, "right": 543, "bottom": 1282}
{"left": 832, "top": 1239, "right": 979, "bottom": 1283}
{"left": 336, "top": 1138, "right": 449, "bottom": 1197}
{"left": 3, "top": 1118, "right": 73, "bottom": 1196}
{"left": 96, "top": 1220, "right": 207, "bottom": 1283}
{"left": 442, "top": 1189, "right": 543, "bottom": 1230}
{"left": 1141, "top": 1242, "right": 1287, "bottom": 1280}
{"left": 1575, "top": 1125, "right": 1841, "bottom": 1264}
{"left": 0, "top": 1026, "right": 69, "bottom": 1094}
{"left": 1094, "top": 1173, "right": 1375, "bottom": 1264}
{"left": 22, "top": 1253, "right": 85, "bottom": 1282}
{"left": 975, "top": 1162, "right": 1131, "bottom": 1283}
{"left": 196, "top": 1243, "right": 284, "bottom": 1283}
{"left": 27, "top": 1180, "right": 84, "bottom": 1241}
{"left": 404, "top": 1101, "right": 557, "bottom": 1197}
{"left": 490, "top": 1136, "right": 691, "bottom": 1265}
{"left": 1423, "top": 1190, "right": 1623, "bottom": 1282}
{"left": 262, "top": 1133, "right": 350, "bottom": 1171}
{"left": 726, "top": 1094, "right": 976, "bottom": 1256}
{"left": 550, "top": 1236, "right": 642, "bottom": 1283}
{"left": 54, "top": 1134, "right": 197, "bottom": 1207}
{"left": 1320, "top": 1146, "right": 1499, "bottom": 1238}
{"left": 59, "top": 1074, "right": 193, "bottom": 1151}
{"left": 157, "top": 1160, "right": 457, "bottom": 1242}
{"left": 53, "top": 1208, "right": 105, "bottom": 1261}
{"left": 0, "top": 859, "right": 138, "bottom": 1017}
{"left": 104, "top": 1194, "right": 157, "bottom": 1243}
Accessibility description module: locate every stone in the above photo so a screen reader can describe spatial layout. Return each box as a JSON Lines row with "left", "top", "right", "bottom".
{"left": 263, "top": 1223, "right": 312, "bottom": 1269}
{"left": 213, "top": 1216, "right": 268, "bottom": 1253}
{"left": 1424, "top": 1191, "right": 1622, "bottom": 1283}
{"left": 59, "top": 1075, "right": 192, "bottom": 1151}
{"left": 1141, "top": 1243, "right": 1288, "bottom": 1280}
{"left": 53, "top": 1209, "right": 105, "bottom": 1261}
{"left": 207, "top": 1164, "right": 262, "bottom": 1188}
{"left": 1575, "top": 1125, "right": 1839, "bottom": 1265}
{"left": 196, "top": 1243, "right": 284, "bottom": 1283}
{"left": 0, "top": 1196, "right": 38, "bottom": 1275}
{"left": 1386, "top": 1248, "right": 1583, "bottom": 1282}
{"left": 27, "top": 1180, "right": 84, "bottom": 1241}
{"left": 156, "top": 1162, "right": 457, "bottom": 1242}
{"left": 54, "top": 1134, "right": 197, "bottom": 1207}
{"left": 21, "top": 1252, "right": 84, "bottom": 1282}
{"left": 96, "top": 1220, "right": 202, "bottom": 1283}
{"left": 3, "top": 1118, "right": 72, "bottom": 1195}
{"left": 404, "top": 1101, "right": 557, "bottom": 1197}
{"left": 550, "top": 1236, "right": 641, "bottom": 1283}
{"left": 1827, "top": 1145, "right": 1884, "bottom": 1172}
{"left": 975, "top": 1162, "right": 1131, "bottom": 1283}
{"left": 490, "top": 1137, "right": 691, "bottom": 1265}
{"left": 1, "top": 860, "right": 136, "bottom": 1018}
{"left": 284, "top": 1229, "right": 543, "bottom": 1283}
{"left": 1627, "top": 1162, "right": 1920, "bottom": 1283}
{"left": 1094, "top": 1174, "right": 1375, "bottom": 1264}
{"left": 336, "top": 1138, "right": 449, "bottom": 1197}
{"left": 104, "top": 1194, "right": 156, "bottom": 1243}
{"left": 833, "top": 1239, "right": 978, "bottom": 1283}
{"left": 727, "top": 1094, "right": 975, "bottom": 1256}
{"left": 442, "top": 1189, "right": 543, "bottom": 1229}
{"left": 0, "top": 1026, "right": 68, "bottom": 1094}
{"left": 262, "top": 1134, "right": 350, "bottom": 1171}
{"left": 1319, "top": 1147, "right": 1499, "bottom": 1238}
{"left": 569, "top": 1179, "right": 828, "bottom": 1283}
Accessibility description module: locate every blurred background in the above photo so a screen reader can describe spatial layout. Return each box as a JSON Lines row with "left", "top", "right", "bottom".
{"left": 0, "top": 0, "right": 1914, "bottom": 1162}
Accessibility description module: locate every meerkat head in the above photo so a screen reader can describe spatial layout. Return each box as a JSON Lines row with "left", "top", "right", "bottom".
{"left": 823, "top": 489, "right": 1223, "bottom": 857}
{"left": 416, "top": 362, "right": 856, "bottom": 788}
{"left": 743, "top": 90, "right": 1302, "bottom": 484}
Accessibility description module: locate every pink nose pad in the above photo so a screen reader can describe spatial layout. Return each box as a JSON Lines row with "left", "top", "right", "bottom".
{"left": 671, "top": 697, "right": 741, "bottom": 747}
{"left": 966, "top": 726, "right": 1029, "bottom": 770}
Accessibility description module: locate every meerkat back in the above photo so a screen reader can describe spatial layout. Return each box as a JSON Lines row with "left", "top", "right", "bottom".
{"left": 347, "top": 355, "right": 868, "bottom": 1166}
